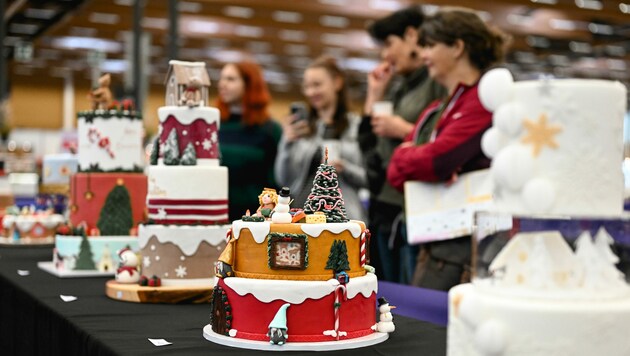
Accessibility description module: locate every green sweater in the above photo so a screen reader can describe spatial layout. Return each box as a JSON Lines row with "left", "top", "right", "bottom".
{"left": 219, "top": 113, "right": 282, "bottom": 221}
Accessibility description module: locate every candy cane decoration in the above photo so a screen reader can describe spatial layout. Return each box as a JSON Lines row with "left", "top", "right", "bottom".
{"left": 87, "top": 128, "right": 115, "bottom": 158}
{"left": 333, "top": 284, "right": 347, "bottom": 340}
{"left": 360, "top": 231, "right": 367, "bottom": 267}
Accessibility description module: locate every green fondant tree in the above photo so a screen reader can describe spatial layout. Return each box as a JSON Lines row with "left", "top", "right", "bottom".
{"left": 325, "top": 240, "right": 350, "bottom": 274}
{"left": 97, "top": 184, "right": 133, "bottom": 235}
{"left": 149, "top": 136, "right": 160, "bottom": 165}
{"left": 303, "top": 153, "right": 348, "bottom": 222}
{"left": 180, "top": 142, "right": 197, "bottom": 166}
{"left": 163, "top": 128, "right": 180, "bottom": 165}
{"left": 75, "top": 233, "right": 96, "bottom": 270}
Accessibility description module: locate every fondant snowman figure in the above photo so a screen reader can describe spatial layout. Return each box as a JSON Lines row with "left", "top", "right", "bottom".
{"left": 267, "top": 303, "right": 291, "bottom": 345}
{"left": 115, "top": 247, "right": 140, "bottom": 284}
{"left": 376, "top": 297, "right": 396, "bottom": 333}
{"left": 271, "top": 187, "right": 292, "bottom": 224}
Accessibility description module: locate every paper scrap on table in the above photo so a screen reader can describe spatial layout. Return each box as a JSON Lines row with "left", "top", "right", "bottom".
{"left": 148, "top": 338, "right": 172, "bottom": 347}
{"left": 17, "top": 270, "right": 30, "bottom": 276}
{"left": 60, "top": 295, "right": 78, "bottom": 302}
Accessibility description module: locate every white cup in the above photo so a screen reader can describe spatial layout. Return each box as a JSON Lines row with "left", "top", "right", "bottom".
{"left": 372, "top": 101, "right": 393, "bottom": 116}
{"left": 323, "top": 139, "right": 341, "bottom": 163}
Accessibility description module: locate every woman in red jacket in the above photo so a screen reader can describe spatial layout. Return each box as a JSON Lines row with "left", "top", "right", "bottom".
{"left": 386, "top": 8, "right": 509, "bottom": 290}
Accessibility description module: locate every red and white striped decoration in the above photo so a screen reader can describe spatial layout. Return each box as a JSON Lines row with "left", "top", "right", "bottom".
{"left": 333, "top": 284, "right": 347, "bottom": 340}
{"left": 148, "top": 198, "right": 228, "bottom": 224}
{"left": 360, "top": 231, "right": 367, "bottom": 267}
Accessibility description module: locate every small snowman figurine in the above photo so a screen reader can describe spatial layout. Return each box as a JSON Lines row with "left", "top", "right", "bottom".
{"left": 115, "top": 247, "right": 140, "bottom": 284}
{"left": 271, "top": 187, "right": 292, "bottom": 224}
{"left": 376, "top": 297, "right": 396, "bottom": 333}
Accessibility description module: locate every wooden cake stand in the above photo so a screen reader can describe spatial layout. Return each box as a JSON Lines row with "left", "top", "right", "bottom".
{"left": 106, "top": 280, "right": 213, "bottom": 304}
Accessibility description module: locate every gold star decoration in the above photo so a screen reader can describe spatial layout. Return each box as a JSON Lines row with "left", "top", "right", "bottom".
{"left": 521, "top": 114, "right": 562, "bottom": 157}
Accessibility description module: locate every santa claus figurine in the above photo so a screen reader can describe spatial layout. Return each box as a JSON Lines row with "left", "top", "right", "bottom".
{"left": 116, "top": 247, "right": 140, "bottom": 284}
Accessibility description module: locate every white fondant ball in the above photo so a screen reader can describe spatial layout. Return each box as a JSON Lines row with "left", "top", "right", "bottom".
{"left": 490, "top": 145, "right": 534, "bottom": 191}
{"left": 458, "top": 292, "right": 481, "bottom": 328}
{"left": 474, "top": 320, "right": 507, "bottom": 356}
{"left": 481, "top": 128, "right": 499, "bottom": 158}
{"left": 478, "top": 68, "right": 514, "bottom": 112}
{"left": 522, "top": 177, "right": 556, "bottom": 213}
{"left": 493, "top": 102, "right": 524, "bottom": 137}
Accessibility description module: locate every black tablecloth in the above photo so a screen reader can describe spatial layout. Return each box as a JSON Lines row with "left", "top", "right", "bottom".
{"left": 0, "top": 246, "right": 446, "bottom": 356}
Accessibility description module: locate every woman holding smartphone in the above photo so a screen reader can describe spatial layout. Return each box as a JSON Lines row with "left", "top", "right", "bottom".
{"left": 217, "top": 61, "right": 282, "bottom": 221}
{"left": 275, "top": 55, "right": 367, "bottom": 222}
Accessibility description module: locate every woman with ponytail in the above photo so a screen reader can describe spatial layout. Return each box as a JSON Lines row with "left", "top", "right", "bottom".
{"left": 387, "top": 7, "right": 510, "bottom": 291}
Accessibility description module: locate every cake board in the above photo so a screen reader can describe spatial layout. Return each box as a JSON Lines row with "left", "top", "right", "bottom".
{"left": 106, "top": 280, "right": 213, "bottom": 304}
{"left": 203, "top": 324, "right": 389, "bottom": 351}
{"left": 38, "top": 261, "right": 115, "bottom": 278}
{"left": 0, "top": 236, "right": 54, "bottom": 247}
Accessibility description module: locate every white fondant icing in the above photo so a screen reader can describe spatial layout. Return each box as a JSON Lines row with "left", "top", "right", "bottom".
{"left": 478, "top": 68, "right": 514, "bottom": 112}
{"left": 232, "top": 220, "right": 271, "bottom": 243}
{"left": 480, "top": 127, "right": 499, "bottom": 159}
{"left": 300, "top": 222, "right": 363, "bottom": 238}
{"left": 493, "top": 102, "right": 524, "bottom": 137}
{"left": 223, "top": 273, "right": 377, "bottom": 304}
{"left": 228, "top": 329, "right": 238, "bottom": 337}
{"left": 491, "top": 145, "right": 534, "bottom": 192}
{"left": 77, "top": 116, "right": 144, "bottom": 171}
{"left": 473, "top": 320, "right": 506, "bottom": 356}
{"left": 3, "top": 214, "right": 64, "bottom": 232}
{"left": 158, "top": 106, "right": 220, "bottom": 127}
{"left": 147, "top": 165, "right": 228, "bottom": 201}
{"left": 521, "top": 177, "right": 555, "bottom": 213}
{"left": 138, "top": 224, "right": 229, "bottom": 256}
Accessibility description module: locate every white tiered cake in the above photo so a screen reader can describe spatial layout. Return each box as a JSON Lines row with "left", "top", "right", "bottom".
{"left": 446, "top": 69, "right": 630, "bottom": 356}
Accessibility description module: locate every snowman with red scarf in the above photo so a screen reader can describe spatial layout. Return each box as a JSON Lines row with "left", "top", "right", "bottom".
{"left": 116, "top": 247, "right": 140, "bottom": 283}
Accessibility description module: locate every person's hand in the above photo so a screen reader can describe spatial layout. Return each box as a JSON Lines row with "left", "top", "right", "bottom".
{"left": 364, "top": 62, "right": 394, "bottom": 113}
{"left": 282, "top": 115, "right": 311, "bottom": 142}
{"left": 445, "top": 172, "right": 459, "bottom": 187}
{"left": 371, "top": 114, "right": 414, "bottom": 139}
{"left": 330, "top": 159, "right": 344, "bottom": 174}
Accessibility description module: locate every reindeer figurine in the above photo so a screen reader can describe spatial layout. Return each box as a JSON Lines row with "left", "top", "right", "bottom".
{"left": 89, "top": 74, "right": 113, "bottom": 110}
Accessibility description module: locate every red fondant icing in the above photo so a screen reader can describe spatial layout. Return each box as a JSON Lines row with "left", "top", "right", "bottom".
{"left": 159, "top": 115, "right": 218, "bottom": 159}
{"left": 217, "top": 278, "right": 376, "bottom": 342}
{"left": 70, "top": 173, "right": 148, "bottom": 231}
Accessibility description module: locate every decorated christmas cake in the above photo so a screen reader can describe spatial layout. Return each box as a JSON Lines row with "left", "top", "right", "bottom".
{"left": 103, "top": 61, "right": 229, "bottom": 300}
{"left": 445, "top": 69, "right": 630, "bottom": 356}
{"left": 204, "top": 150, "right": 388, "bottom": 351}
{"left": 1, "top": 206, "right": 64, "bottom": 244}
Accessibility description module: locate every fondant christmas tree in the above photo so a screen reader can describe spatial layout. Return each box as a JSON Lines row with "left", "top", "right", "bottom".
{"left": 149, "top": 136, "right": 160, "bottom": 165}
{"left": 180, "top": 142, "right": 197, "bottom": 165}
{"left": 163, "top": 128, "right": 180, "bottom": 165}
{"left": 303, "top": 148, "right": 348, "bottom": 223}
{"left": 97, "top": 184, "right": 133, "bottom": 235}
{"left": 325, "top": 240, "right": 350, "bottom": 274}
{"left": 75, "top": 233, "right": 96, "bottom": 270}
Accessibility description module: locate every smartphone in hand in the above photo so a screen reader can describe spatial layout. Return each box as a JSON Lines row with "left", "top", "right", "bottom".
{"left": 290, "top": 102, "right": 308, "bottom": 124}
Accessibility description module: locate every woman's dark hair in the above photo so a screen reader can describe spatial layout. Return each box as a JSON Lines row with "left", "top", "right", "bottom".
{"left": 305, "top": 55, "right": 349, "bottom": 139}
{"left": 367, "top": 5, "right": 424, "bottom": 43}
{"left": 419, "top": 8, "right": 509, "bottom": 72}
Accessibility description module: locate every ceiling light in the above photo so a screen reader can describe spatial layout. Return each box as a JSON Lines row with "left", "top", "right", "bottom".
{"left": 207, "top": 49, "right": 246, "bottom": 63}
{"left": 549, "top": 19, "right": 578, "bottom": 31}
{"left": 621, "top": 3, "right": 630, "bottom": 13}
{"left": 514, "top": 51, "right": 537, "bottom": 64}
{"left": 10, "top": 23, "right": 38, "bottom": 35}
{"left": 588, "top": 23, "right": 614, "bottom": 35}
{"left": 531, "top": 0, "right": 557, "bottom": 4}
{"left": 569, "top": 41, "right": 592, "bottom": 53}
{"left": 89, "top": 12, "right": 120, "bottom": 25}
{"left": 278, "top": 30, "right": 307, "bottom": 42}
{"left": 507, "top": 14, "right": 533, "bottom": 26}
{"left": 605, "top": 45, "right": 626, "bottom": 56}
{"left": 24, "top": 8, "right": 56, "bottom": 20}
{"left": 142, "top": 17, "right": 168, "bottom": 30}
{"left": 234, "top": 25, "right": 263, "bottom": 38}
{"left": 320, "top": 15, "right": 349, "bottom": 28}
{"left": 321, "top": 33, "right": 346, "bottom": 46}
{"left": 272, "top": 11, "right": 302, "bottom": 24}
{"left": 114, "top": 0, "right": 133, "bottom": 6}
{"left": 223, "top": 6, "right": 254, "bottom": 19}
{"left": 369, "top": 0, "right": 403, "bottom": 11}
{"left": 575, "top": 0, "right": 603, "bottom": 10}
{"left": 246, "top": 41, "right": 271, "bottom": 53}
{"left": 318, "top": 0, "right": 347, "bottom": 6}
{"left": 185, "top": 20, "right": 220, "bottom": 35}
{"left": 101, "top": 59, "right": 128, "bottom": 73}
{"left": 51, "top": 36, "right": 123, "bottom": 53}
{"left": 526, "top": 36, "right": 550, "bottom": 48}
{"left": 548, "top": 54, "right": 570, "bottom": 66}
{"left": 343, "top": 58, "right": 379, "bottom": 73}
{"left": 284, "top": 44, "right": 310, "bottom": 56}
{"left": 179, "top": 2, "right": 202, "bottom": 13}
{"left": 421, "top": 5, "right": 439, "bottom": 15}
{"left": 477, "top": 11, "right": 492, "bottom": 22}
{"left": 607, "top": 59, "right": 627, "bottom": 71}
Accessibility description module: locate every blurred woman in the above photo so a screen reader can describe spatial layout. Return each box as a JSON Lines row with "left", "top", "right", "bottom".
{"left": 275, "top": 55, "right": 367, "bottom": 222}
{"left": 217, "top": 61, "right": 282, "bottom": 221}
{"left": 387, "top": 8, "right": 509, "bottom": 290}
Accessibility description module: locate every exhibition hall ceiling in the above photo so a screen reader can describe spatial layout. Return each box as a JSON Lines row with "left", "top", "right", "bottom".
{"left": 4, "top": 0, "right": 630, "bottom": 96}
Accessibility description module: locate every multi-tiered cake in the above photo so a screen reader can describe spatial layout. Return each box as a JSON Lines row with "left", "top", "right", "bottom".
{"left": 103, "top": 61, "right": 229, "bottom": 302}
{"left": 446, "top": 69, "right": 630, "bottom": 356}
{"left": 204, "top": 152, "right": 388, "bottom": 351}
{"left": 49, "top": 73, "right": 145, "bottom": 274}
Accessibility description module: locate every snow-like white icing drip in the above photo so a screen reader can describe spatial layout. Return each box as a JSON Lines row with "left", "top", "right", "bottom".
{"left": 300, "top": 221, "right": 363, "bottom": 238}
{"left": 138, "top": 224, "right": 229, "bottom": 256}
{"left": 232, "top": 220, "right": 271, "bottom": 243}
{"left": 3, "top": 214, "right": 64, "bottom": 231}
{"left": 158, "top": 106, "right": 219, "bottom": 126}
{"left": 223, "top": 273, "right": 377, "bottom": 303}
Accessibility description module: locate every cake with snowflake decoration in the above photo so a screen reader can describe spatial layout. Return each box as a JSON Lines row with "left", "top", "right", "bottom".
{"left": 204, "top": 149, "right": 388, "bottom": 351}
{"left": 445, "top": 69, "right": 630, "bottom": 356}
{"left": 136, "top": 60, "right": 229, "bottom": 288}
